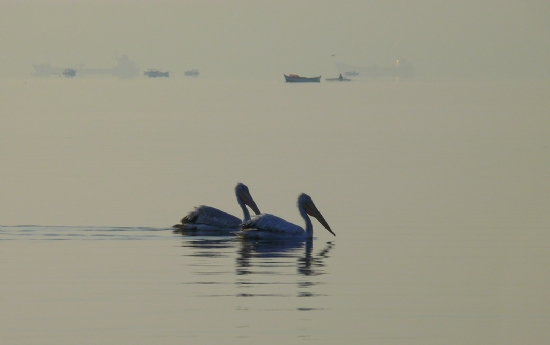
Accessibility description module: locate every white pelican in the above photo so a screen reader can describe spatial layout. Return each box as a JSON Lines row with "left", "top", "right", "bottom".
{"left": 173, "top": 183, "right": 261, "bottom": 233}
{"left": 236, "top": 193, "right": 335, "bottom": 240}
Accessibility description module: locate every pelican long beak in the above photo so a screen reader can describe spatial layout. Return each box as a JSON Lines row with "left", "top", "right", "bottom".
{"left": 240, "top": 191, "right": 261, "bottom": 215}
{"left": 304, "top": 201, "right": 335, "bottom": 236}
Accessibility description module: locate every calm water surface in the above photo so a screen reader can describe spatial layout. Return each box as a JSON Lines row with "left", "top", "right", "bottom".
{"left": 1, "top": 224, "right": 549, "bottom": 344}
{"left": 1, "top": 79, "right": 549, "bottom": 343}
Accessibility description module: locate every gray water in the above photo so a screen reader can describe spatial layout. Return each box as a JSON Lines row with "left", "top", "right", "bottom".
{"left": 1, "top": 79, "right": 549, "bottom": 344}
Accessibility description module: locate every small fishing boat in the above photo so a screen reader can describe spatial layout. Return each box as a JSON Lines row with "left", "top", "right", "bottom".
{"left": 284, "top": 74, "right": 321, "bottom": 83}
{"left": 325, "top": 74, "right": 351, "bottom": 82}
{"left": 144, "top": 69, "right": 169, "bottom": 78}
{"left": 62, "top": 69, "right": 77, "bottom": 78}
{"left": 184, "top": 69, "right": 199, "bottom": 77}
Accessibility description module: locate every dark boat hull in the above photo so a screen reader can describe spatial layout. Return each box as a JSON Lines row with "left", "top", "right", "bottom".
{"left": 144, "top": 69, "right": 169, "bottom": 78}
{"left": 284, "top": 75, "right": 321, "bottom": 83}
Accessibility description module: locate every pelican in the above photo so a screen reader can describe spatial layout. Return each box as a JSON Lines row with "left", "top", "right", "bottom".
{"left": 236, "top": 193, "right": 335, "bottom": 240}
{"left": 173, "top": 183, "right": 261, "bottom": 233}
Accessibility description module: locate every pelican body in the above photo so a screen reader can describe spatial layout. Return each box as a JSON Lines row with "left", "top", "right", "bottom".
{"left": 236, "top": 193, "right": 334, "bottom": 240}
{"left": 173, "top": 183, "right": 261, "bottom": 233}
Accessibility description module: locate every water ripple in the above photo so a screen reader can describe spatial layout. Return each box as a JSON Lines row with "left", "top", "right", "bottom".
{"left": 0, "top": 225, "right": 173, "bottom": 241}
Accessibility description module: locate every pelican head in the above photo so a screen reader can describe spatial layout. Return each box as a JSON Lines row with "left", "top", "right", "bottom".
{"left": 235, "top": 183, "right": 261, "bottom": 215}
{"left": 298, "top": 193, "right": 335, "bottom": 236}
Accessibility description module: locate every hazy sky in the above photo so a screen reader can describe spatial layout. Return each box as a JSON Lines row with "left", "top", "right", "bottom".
{"left": 1, "top": 0, "right": 549, "bottom": 79}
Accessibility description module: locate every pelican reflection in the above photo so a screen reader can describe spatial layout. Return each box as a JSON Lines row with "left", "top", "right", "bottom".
{"left": 236, "top": 239, "right": 335, "bottom": 278}
{"left": 178, "top": 237, "right": 236, "bottom": 258}
{"left": 174, "top": 237, "right": 335, "bottom": 303}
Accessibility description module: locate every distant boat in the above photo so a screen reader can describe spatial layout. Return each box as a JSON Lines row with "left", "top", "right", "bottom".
{"left": 284, "top": 74, "right": 321, "bottom": 83}
{"left": 144, "top": 69, "right": 169, "bottom": 78}
{"left": 184, "top": 69, "right": 199, "bottom": 77}
{"left": 62, "top": 69, "right": 77, "bottom": 78}
{"left": 325, "top": 74, "right": 351, "bottom": 82}
{"left": 32, "top": 55, "right": 140, "bottom": 79}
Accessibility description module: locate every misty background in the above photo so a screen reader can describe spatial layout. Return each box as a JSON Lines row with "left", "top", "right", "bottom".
{"left": 2, "top": 3, "right": 550, "bottom": 343}
{"left": 1, "top": 1, "right": 549, "bottom": 227}
{"left": 1, "top": 0, "right": 549, "bottom": 80}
